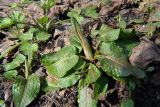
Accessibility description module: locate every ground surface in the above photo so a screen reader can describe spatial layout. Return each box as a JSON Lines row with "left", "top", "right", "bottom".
{"left": 1, "top": 0, "right": 160, "bottom": 107}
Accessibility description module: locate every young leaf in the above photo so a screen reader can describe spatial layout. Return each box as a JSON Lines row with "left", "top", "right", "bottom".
{"left": 3, "top": 70, "right": 17, "bottom": 79}
{"left": 43, "top": 74, "right": 80, "bottom": 92}
{"left": 41, "top": 45, "right": 77, "bottom": 66}
{"left": 85, "top": 63, "right": 101, "bottom": 85}
{"left": 82, "top": 6, "right": 98, "bottom": 18}
{"left": 3, "top": 54, "right": 26, "bottom": 71}
{"left": 12, "top": 74, "right": 40, "bottom": 107}
{"left": 46, "top": 55, "right": 79, "bottom": 78}
{"left": 98, "top": 24, "right": 120, "bottom": 42}
{"left": 19, "top": 42, "right": 38, "bottom": 56}
{"left": 78, "top": 79, "right": 97, "bottom": 107}
{"left": 72, "top": 17, "right": 93, "bottom": 61}
{"left": 36, "top": 31, "right": 50, "bottom": 41}
{"left": 121, "top": 98, "right": 134, "bottom": 107}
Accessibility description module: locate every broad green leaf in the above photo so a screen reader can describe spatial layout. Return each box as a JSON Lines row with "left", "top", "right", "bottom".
{"left": 41, "top": 45, "right": 77, "bottom": 66}
{"left": 121, "top": 98, "right": 134, "bottom": 107}
{"left": 119, "top": 28, "right": 134, "bottom": 39}
{"left": 19, "top": 32, "right": 33, "bottom": 41}
{"left": 19, "top": 42, "right": 38, "bottom": 56}
{"left": 70, "top": 35, "right": 82, "bottom": 53}
{"left": 78, "top": 79, "right": 97, "bottom": 107}
{"left": 117, "top": 20, "right": 126, "bottom": 29}
{"left": 40, "top": 0, "right": 55, "bottom": 10}
{"left": 116, "top": 39, "right": 139, "bottom": 56}
{"left": 36, "top": 32, "right": 50, "bottom": 41}
{"left": 3, "top": 54, "right": 26, "bottom": 71}
{"left": 98, "top": 24, "right": 120, "bottom": 42}
{"left": 73, "top": 58, "right": 86, "bottom": 70}
{"left": 93, "top": 76, "right": 108, "bottom": 99}
{"left": 72, "top": 18, "right": 93, "bottom": 61}
{"left": 67, "top": 10, "right": 84, "bottom": 23}
{"left": 97, "top": 42, "right": 145, "bottom": 78}
{"left": 96, "top": 55, "right": 130, "bottom": 77}
{"left": 0, "top": 18, "right": 13, "bottom": 28}
{"left": 3, "top": 70, "right": 17, "bottom": 79}
{"left": 85, "top": 63, "right": 101, "bottom": 84}
{"left": 82, "top": 6, "right": 98, "bottom": 18}
{"left": 37, "top": 16, "right": 49, "bottom": 26}
{"left": 43, "top": 74, "right": 80, "bottom": 92}
{"left": 99, "top": 42, "right": 125, "bottom": 58}
{"left": 12, "top": 74, "right": 40, "bottom": 107}
{"left": 46, "top": 55, "right": 79, "bottom": 78}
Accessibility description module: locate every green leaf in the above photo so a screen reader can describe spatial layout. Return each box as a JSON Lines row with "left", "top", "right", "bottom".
{"left": 73, "top": 58, "right": 86, "bottom": 70}
{"left": 3, "top": 54, "right": 26, "bottom": 71}
{"left": 119, "top": 28, "right": 134, "bottom": 39}
{"left": 93, "top": 76, "right": 108, "bottom": 99}
{"left": 82, "top": 6, "right": 98, "bottom": 18}
{"left": 130, "top": 19, "right": 144, "bottom": 24}
{"left": 101, "top": 0, "right": 111, "bottom": 4}
{"left": 19, "top": 42, "right": 38, "bottom": 56}
{"left": 117, "top": 21, "right": 126, "bottom": 29}
{"left": 97, "top": 42, "right": 145, "bottom": 78}
{"left": 67, "top": 10, "right": 84, "bottom": 23}
{"left": 12, "top": 74, "right": 40, "bottom": 107}
{"left": 43, "top": 74, "right": 80, "bottom": 92}
{"left": 3, "top": 70, "right": 17, "bottom": 79}
{"left": 98, "top": 24, "right": 120, "bottom": 42}
{"left": 46, "top": 55, "right": 79, "bottom": 78}
{"left": 40, "top": 0, "right": 55, "bottom": 10}
{"left": 36, "top": 31, "right": 50, "bottom": 41}
{"left": 85, "top": 63, "right": 101, "bottom": 85}
{"left": 37, "top": 16, "right": 49, "bottom": 26}
{"left": 96, "top": 55, "right": 130, "bottom": 77}
{"left": 78, "top": 79, "right": 97, "bottom": 107}
{"left": 0, "top": 99, "right": 5, "bottom": 107}
{"left": 70, "top": 35, "right": 82, "bottom": 53}
{"left": 19, "top": 32, "right": 33, "bottom": 41}
{"left": 116, "top": 39, "right": 139, "bottom": 56}
{"left": 99, "top": 42, "right": 125, "bottom": 58}
{"left": 72, "top": 17, "right": 93, "bottom": 61}
{"left": 10, "top": 11, "right": 24, "bottom": 23}
{"left": 121, "top": 98, "right": 134, "bottom": 107}
{"left": 41, "top": 45, "right": 77, "bottom": 66}
{"left": 0, "top": 18, "right": 13, "bottom": 28}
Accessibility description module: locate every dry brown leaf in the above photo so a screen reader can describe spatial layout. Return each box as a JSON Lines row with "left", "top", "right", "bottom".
{"left": 0, "top": 39, "right": 15, "bottom": 54}
{"left": 129, "top": 40, "right": 160, "bottom": 69}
